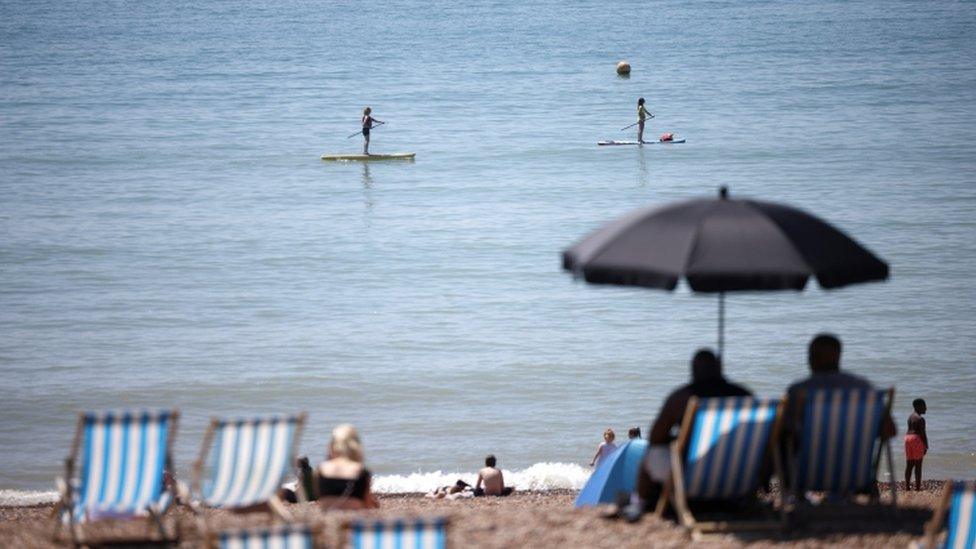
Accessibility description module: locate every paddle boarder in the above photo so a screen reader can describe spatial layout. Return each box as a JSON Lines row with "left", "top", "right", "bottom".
{"left": 361, "top": 107, "right": 384, "bottom": 155}
{"left": 637, "top": 97, "right": 652, "bottom": 144}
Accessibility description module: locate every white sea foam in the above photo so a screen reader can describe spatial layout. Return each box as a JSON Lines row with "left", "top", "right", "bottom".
{"left": 371, "top": 462, "right": 590, "bottom": 494}
{"left": 0, "top": 463, "right": 587, "bottom": 506}
{"left": 0, "top": 489, "right": 59, "bottom": 507}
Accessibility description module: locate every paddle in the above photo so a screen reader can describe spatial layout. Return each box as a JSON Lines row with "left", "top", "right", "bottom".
{"left": 620, "top": 115, "right": 654, "bottom": 131}
{"left": 347, "top": 121, "right": 385, "bottom": 139}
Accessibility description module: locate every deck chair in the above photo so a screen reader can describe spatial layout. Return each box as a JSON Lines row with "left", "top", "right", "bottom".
{"left": 52, "top": 409, "right": 180, "bottom": 547}
{"left": 190, "top": 413, "right": 307, "bottom": 534}
{"left": 790, "top": 388, "right": 896, "bottom": 509}
{"left": 656, "top": 396, "right": 784, "bottom": 535}
{"left": 215, "top": 524, "right": 317, "bottom": 549}
{"left": 342, "top": 517, "right": 449, "bottom": 549}
{"left": 920, "top": 480, "right": 976, "bottom": 549}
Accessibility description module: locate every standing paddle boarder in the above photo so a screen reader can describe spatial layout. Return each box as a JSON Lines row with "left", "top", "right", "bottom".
{"left": 637, "top": 97, "right": 652, "bottom": 144}
{"left": 361, "top": 107, "right": 384, "bottom": 155}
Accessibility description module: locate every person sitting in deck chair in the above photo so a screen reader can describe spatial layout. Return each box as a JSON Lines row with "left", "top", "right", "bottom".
{"left": 785, "top": 334, "right": 896, "bottom": 441}
{"left": 625, "top": 349, "right": 753, "bottom": 522}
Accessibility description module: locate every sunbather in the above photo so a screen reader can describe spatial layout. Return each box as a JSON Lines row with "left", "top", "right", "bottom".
{"left": 427, "top": 480, "right": 473, "bottom": 499}
{"left": 315, "top": 424, "right": 380, "bottom": 509}
{"left": 475, "top": 455, "right": 514, "bottom": 497}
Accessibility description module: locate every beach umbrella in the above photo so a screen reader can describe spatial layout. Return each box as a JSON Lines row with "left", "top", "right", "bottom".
{"left": 574, "top": 439, "right": 648, "bottom": 507}
{"left": 562, "top": 187, "right": 889, "bottom": 356}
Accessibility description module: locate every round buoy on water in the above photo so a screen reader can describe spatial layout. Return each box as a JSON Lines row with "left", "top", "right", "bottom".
{"left": 616, "top": 61, "right": 631, "bottom": 75}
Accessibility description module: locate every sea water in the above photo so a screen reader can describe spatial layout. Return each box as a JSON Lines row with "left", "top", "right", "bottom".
{"left": 1, "top": 0, "right": 975, "bottom": 502}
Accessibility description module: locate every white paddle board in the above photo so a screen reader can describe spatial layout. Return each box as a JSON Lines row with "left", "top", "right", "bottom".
{"left": 597, "top": 139, "right": 686, "bottom": 146}
{"left": 321, "top": 152, "right": 416, "bottom": 161}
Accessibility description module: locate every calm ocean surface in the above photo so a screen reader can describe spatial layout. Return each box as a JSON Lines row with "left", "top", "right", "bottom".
{"left": 2, "top": 0, "right": 975, "bottom": 498}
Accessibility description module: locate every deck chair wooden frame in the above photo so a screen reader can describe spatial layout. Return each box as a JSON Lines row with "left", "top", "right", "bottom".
{"left": 52, "top": 409, "right": 181, "bottom": 548}
{"left": 655, "top": 396, "right": 786, "bottom": 536}
{"left": 921, "top": 480, "right": 975, "bottom": 549}
{"left": 789, "top": 387, "right": 897, "bottom": 515}
{"left": 341, "top": 516, "right": 451, "bottom": 549}
{"left": 188, "top": 412, "right": 308, "bottom": 541}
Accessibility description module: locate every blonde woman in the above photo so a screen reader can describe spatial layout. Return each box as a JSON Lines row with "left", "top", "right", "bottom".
{"left": 589, "top": 428, "right": 618, "bottom": 468}
{"left": 315, "top": 424, "right": 379, "bottom": 509}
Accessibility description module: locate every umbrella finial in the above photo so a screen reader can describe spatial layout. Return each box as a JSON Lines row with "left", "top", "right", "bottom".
{"left": 719, "top": 186, "right": 728, "bottom": 199}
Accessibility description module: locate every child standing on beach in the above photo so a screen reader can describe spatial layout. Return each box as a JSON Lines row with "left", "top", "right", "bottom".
{"left": 589, "top": 428, "right": 618, "bottom": 469}
{"left": 904, "top": 398, "right": 928, "bottom": 491}
{"left": 361, "top": 107, "right": 383, "bottom": 155}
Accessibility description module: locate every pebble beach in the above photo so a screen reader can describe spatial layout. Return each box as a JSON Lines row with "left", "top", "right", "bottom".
{"left": 0, "top": 482, "right": 948, "bottom": 548}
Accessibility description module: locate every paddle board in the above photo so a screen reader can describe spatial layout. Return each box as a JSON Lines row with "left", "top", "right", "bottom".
{"left": 597, "top": 139, "right": 686, "bottom": 146}
{"left": 321, "top": 152, "right": 416, "bottom": 161}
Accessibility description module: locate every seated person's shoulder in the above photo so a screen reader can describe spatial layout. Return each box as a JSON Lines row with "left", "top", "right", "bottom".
{"left": 839, "top": 370, "right": 874, "bottom": 388}
{"left": 662, "top": 384, "right": 694, "bottom": 407}
{"left": 788, "top": 371, "right": 877, "bottom": 400}
{"left": 726, "top": 380, "right": 753, "bottom": 397}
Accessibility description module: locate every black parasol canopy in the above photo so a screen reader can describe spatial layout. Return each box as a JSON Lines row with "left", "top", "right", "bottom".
{"left": 562, "top": 187, "right": 889, "bottom": 354}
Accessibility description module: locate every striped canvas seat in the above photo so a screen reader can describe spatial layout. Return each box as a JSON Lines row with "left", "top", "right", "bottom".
{"left": 53, "top": 409, "right": 179, "bottom": 546}
{"left": 198, "top": 415, "right": 305, "bottom": 509}
{"left": 923, "top": 481, "right": 976, "bottom": 549}
{"left": 793, "top": 388, "right": 889, "bottom": 493}
{"left": 346, "top": 517, "right": 449, "bottom": 549}
{"left": 682, "top": 397, "right": 781, "bottom": 500}
{"left": 946, "top": 481, "right": 976, "bottom": 549}
{"left": 218, "top": 524, "right": 314, "bottom": 549}
{"left": 70, "top": 410, "right": 177, "bottom": 520}
{"left": 656, "top": 396, "right": 785, "bottom": 535}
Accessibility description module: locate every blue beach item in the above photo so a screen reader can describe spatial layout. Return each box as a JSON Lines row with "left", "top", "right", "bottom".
{"left": 945, "top": 481, "right": 976, "bottom": 549}
{"left": 575, "top": 438, "right": 648, "bottom": 507}
{"left": 192, "top": 414, "right": 307, "bottom": 525}
{"left": 53, "top": 409, "right": 179, "bottom": 545}
{"left": 921, "top": 480, "right": 976, "bottom": 549}
{"left": 218, "top": 524, "right": 315, "bottom": 549}
{"left": 793, "top": 388, "right": 892, "bottom": 494}
{"left": 680, "top": 397, "right": 780, "bottom": 500}
{"left": 659, "top": 396, "right": 784, "bottom": 534}
{"left": 345, "top": 517, "right": 449, "bottom": 549}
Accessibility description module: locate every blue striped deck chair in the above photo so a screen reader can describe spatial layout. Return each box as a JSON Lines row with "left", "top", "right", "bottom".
{"left": 52, "top": 409, "right": 180, "bottom": 546}
{"left": 191, "top": 413, "right": 307, "bottom": 528}
{"left": 791, "top": 388, "right": 896, "bottom": 507}
{"left": 658, "top": 396, "right": 784, "bottom": 534}
{"left": 921, "top": 480, "right": 976, "bottom": 549}
{"left": 216, "top": 524, "right": 316, "bottom": 549}
{"left": 343, "top": 517, "right": 450, "bottom": 549}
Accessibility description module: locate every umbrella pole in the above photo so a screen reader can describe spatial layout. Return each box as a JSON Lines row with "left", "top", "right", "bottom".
{"left": 718, "top": 292, "right": 725, "bottom": 358}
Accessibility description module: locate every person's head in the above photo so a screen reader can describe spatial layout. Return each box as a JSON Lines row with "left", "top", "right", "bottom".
{"left": 485, "top": 454, "right": 497, "bottom": 468}
{"left": 603, "top": 428, "right": 616, "bottom": 443}
{"left": 691, "top": 348, "right": 722, "bottom": 382}
{"left": 638, "top": 97, "right": 645, "bottom": 106}
{"left": 329, "top": 424, "right": 365, "bottom": 462}
{"left": 450, "top": 479, "right": 470, "bottom": 494}
{"left": 363, "top": 107, "right": 372, "bottom": 116}
{"left": 913, "top": 398, "right": 927, "bottom": 414}
{"left": 808, "top": 333, "right": 842, "bottom": 373}
{"left": 628, "top": 427, "right": 642, "bottom": 439}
